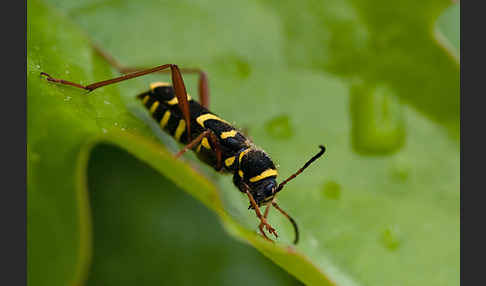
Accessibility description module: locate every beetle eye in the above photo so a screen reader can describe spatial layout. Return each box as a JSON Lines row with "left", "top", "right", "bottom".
{"left": 264, "top": 182, "right": 275, "bottom": 195}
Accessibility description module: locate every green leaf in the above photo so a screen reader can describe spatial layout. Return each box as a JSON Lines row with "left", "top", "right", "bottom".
{"left": 27, "top": 1, "right": 302, "bottom": 285}
{"left": 28, "top": 0, "right": 459, "bottom": 285}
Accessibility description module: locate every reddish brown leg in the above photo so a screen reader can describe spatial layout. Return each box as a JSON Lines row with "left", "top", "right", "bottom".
{"left": 170, "top": 66, "right": 192, "bottom": 139}
{"left": 259, "top": 224, "right": 271, "bottom": 241}
{"left": 207, "top": 131, "right": 223, "bottom": 170}
{"left": 41, "top": 63, "right": 193, "bottom": 139}
{"left": 39, "top": 72, "right": 88, "bottom": 90}
{"left": 92, "top": 44, "right": 210, "bottom": 108}
{"left": 91, "top": 44, "right": 211, "bottom": 139}
{"left": 41, "top": 64, "right": 173, "bottom": 91}
{"left": 175, "top": 130, "right": 211, "bottom": 158}
{"left": 263, "top": 200, "right": 273, "bottom": 218}
{"left": 175, "top": 129, "right": 224, "bottom": 171}
{"left": 260, "top": 198, "right": 278, "bottom": 238}
{"left": 245, "top": 189, "right": 278, "bottom": 241}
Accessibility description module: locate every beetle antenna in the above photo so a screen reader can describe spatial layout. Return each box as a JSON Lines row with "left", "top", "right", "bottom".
{"left": 276, "top": 145, "right": 326, "bottom": 193}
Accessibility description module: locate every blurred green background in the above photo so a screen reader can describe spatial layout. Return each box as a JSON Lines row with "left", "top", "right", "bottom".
{"left": 27, "top": 0, "right": 459, "bottom": 285}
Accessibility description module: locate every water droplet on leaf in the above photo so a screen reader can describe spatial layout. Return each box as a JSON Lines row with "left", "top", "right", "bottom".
{"left": 350, "top": 82, "right": 406, "bottom": 156}
{"left": 322, "top": 180, "right": 341, "bottom": 200}
{"left": 381, "top": 225, "right": 402, "bottom": 251}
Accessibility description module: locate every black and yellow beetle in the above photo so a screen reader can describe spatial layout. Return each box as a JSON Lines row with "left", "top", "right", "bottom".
{"left": 40, "top": 47, "right": 325, "bottom": 244}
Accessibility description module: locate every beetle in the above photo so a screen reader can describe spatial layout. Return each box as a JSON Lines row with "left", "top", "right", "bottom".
{"left": 40, "top": 46, "right": 325, "bottom": 244}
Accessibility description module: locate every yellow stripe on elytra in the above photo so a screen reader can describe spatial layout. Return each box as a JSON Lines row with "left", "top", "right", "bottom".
{"left": 196, "top": 113, "right": 230, "bottom": 127}
{"left": 220, "top": 130, "right": 238, "bottom": 139}
{"left": 225, "top": 156, "right": 235, "bottom": 167}
{"left": 238, "top": 149, "right": 250, "bottom": 164}
{"left": 166, "top": 97, "right": 178, "bottom": 105}
{"left": 166, "top": 94, "right": 192, "bottom": 105}
{"left": 238, "top": 170, "right": 244, "bottom": 178}
{"left": 149, "top": 101, "right": 160, "bottom": 113}
{"left": 201, "top": 137, "right": 210, "bottom": 149}
{"left": 249, "top": 169, "right": 278, "bottom": 183}
{"left": 150, "top": 82, "right": 171, "bottom": 90}
{"left": 160, "top": 111, "right": 171, "bottom": 128}
{"left": 196, "top": 137, "right": 211, "bottom": 152}
{"left": 174, "top": 120, "right": 186, "bottom": 141}
{"left": 142, "top": 95, "right": 150, "bottom": 105}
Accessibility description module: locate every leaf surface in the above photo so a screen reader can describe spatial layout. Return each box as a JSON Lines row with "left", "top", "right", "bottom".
{"left": 28, "top": 0, "right": 460, "bottom": 285}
